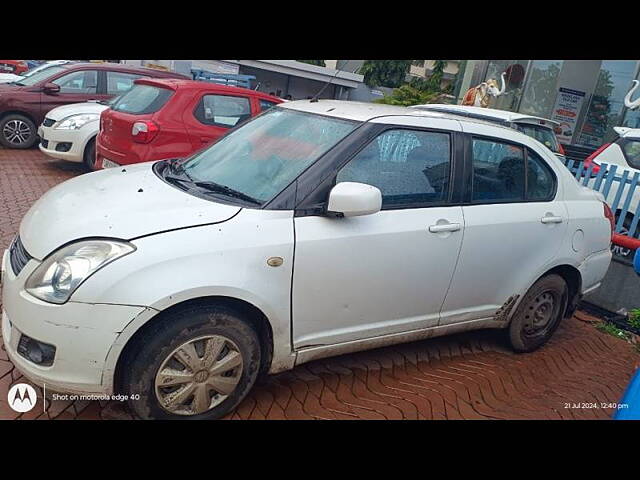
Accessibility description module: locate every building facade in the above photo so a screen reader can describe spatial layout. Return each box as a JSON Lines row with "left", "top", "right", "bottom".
{"left": 453, "top": 60, "right": 640, "bottom": 148}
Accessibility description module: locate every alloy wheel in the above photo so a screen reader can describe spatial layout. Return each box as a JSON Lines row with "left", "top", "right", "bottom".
{"left": 2, "top": 119, "right": 32, "bottom": 145}
{"left": 154, "top": 335, "right": 244, "bottom": 416}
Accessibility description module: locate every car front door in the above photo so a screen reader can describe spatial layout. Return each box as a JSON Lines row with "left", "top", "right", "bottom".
{"left": 40, "top": 69, "right": 105, "bottom": 117}
{"left": 292, "top": 121, "right": 465, "bottom": 348}
{"left": 439, "top": 129, "right": 567, "bottom": 326}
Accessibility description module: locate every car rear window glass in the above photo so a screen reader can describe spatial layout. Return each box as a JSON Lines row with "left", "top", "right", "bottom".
{"left": 107, "top": 71, "right": 146, "bottom": 95}
{"left": 337, "top": 129, "right": 451, "bottom": 208}
{"left": 194, "top": 95, "right": 252, "bottom": 128}
{"left": 622, "top": 140, "right": 640, "bottom": 169}
{"left": 472, "top": 138, "right": 526, "bottom": 202}
{"left": 111, "top": 84, "right": 173, "bottom": 114}
{"left": 516, "top": 123, "right": 561, "bottom": 153}
{"left": 527, "top": 150, "right": 556, "bottom": 201}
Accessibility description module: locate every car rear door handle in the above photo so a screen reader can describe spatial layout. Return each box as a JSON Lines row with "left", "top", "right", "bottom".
{"left": 429, "top": 222, "right": 461, "bottom": 233}
{"left": 541, "top": 215, "right": 563, "bottom": 224}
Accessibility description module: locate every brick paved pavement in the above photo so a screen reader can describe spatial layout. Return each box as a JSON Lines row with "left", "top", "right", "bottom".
{"left": 1, "top": 148, "right": 638, "bottom": 420}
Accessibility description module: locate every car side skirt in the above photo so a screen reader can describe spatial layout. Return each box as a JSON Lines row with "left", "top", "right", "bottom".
{"left": 293, "top": 317, "right": 504, "bottom": 367}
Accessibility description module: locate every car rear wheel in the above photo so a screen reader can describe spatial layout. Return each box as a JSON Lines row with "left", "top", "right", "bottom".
{"left": 0, "top": 114, "right": 37, "bottom": 149}
{"left": 83, "top": 138, "right": 97, "bottom": 171}
{"left": 508, "top": 274, "right": 568, "bottom": 352}
{"left": 122, "top": 305, "right": 261, "bottom": 420}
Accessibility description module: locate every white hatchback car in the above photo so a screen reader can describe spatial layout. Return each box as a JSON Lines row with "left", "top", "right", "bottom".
{"left": 38, "top": 101, "right": 109, "bottom": 170}
{"left": 1, "top": 100, "right": 613, "bottom": 419}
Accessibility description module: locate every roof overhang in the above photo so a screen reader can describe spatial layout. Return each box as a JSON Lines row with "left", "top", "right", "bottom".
{"left": 222, "top": 60, "right": 364, "bottom": 89}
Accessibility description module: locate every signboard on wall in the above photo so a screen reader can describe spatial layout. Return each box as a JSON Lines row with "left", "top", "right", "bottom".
{"left": 550, "top": 87, "right": 586, "bottom": 143}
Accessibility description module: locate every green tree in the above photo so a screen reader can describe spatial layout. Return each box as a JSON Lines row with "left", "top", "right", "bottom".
{"left": 374, "top": 84, "right": 445, "bottom": 106}
{"left": 296, "top": 60, "right": 326, "bottom": 67}
{"left": 359, "top": 60, "right": 412, "bottom": 88}
{"left": 426, "top": 60, "right": 447, "bottom": 90}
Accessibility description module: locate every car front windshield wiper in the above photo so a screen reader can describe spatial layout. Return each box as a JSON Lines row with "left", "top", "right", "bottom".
{"left": 8, "top": 81, "right": 24, "bottom": 86}
{"left": 193, "top": 181, "right": 262, "bottom": 206}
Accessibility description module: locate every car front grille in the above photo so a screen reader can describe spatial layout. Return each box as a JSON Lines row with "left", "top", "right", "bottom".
{"left": 40, "top": 139, "right": 49, "bottom": 148}
{"left": 42, "top": 118, "right": 56, "bottom": 127}
{"left": 9, "top": 235, "right": 32, "bottom": 276}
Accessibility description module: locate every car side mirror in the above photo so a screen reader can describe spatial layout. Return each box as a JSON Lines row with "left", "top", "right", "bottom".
{"left": 327, "top": 182, "right": 382, "bottom": 218}
{"left": 43, "top": 82, "right": 60, "bottom": 95}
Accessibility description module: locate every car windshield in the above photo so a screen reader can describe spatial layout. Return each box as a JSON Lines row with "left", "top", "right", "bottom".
{"left": 516, "top": 123, "right": 561, "bottom": 153}
{"left": 13, "top": 65, "right": 66, "bottom": 86}
{"left": 180, "top": 108, "right": 358, "bottom": 205}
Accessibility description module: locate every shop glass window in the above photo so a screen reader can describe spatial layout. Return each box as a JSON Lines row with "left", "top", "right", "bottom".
{"left": 107, "top": 72, "right": 145, "bottom": 95}
{"left": 337, "top": 129, "right": 451, "bottom": 208}
{"left": 472, "top": 138, "right": 526, "bottom": 202}
{"left": 53, "top": 70, "right": 97, "bottom": 94}
{"left": 195, "top": 95, "right": 251, "bottom": 128}
{"left": 519, "top": 60, "right": 563, "bottom": 118}
{"left": 578, "top": 60, "right": 639, "bottom": 147}
{"left": 484, "top": 60, "right": 528, "bottom": 111}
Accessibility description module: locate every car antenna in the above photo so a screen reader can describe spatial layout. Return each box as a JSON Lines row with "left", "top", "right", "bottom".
{"left": 309, "top": 62, "right": 346, "bottom": 103}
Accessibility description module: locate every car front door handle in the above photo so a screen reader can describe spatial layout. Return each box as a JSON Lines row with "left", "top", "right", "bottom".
{"left": 429, "top": 222, "right": 462, "bottom": 233}
{"left": 541, "top": 215, "right": 563, "bottom": 224}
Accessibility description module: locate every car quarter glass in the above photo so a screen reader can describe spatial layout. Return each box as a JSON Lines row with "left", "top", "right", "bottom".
{"left": 336, "top": 129, "right": 451, "bottom": 208}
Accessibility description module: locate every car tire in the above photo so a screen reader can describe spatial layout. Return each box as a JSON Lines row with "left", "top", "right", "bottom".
{"left": 508, "top": 274, "right": 568, "bottom": 353}
{"left": 83, "top": 138, "right": 97, "bottom": 171}
{"left": 0, "top": 114, "right": 37, "bottom": 149}
{"left": 122, "top": 304, "right": 261, "bottom": 420}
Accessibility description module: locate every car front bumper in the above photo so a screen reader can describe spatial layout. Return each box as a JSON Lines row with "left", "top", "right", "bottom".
{"left": 1, "top": 248, "right": 148, "bottom": 395}
{"left": 37, "top": 123, "right": 95, "bottom": 163}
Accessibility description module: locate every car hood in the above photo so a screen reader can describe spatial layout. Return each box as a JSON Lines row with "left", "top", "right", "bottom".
{"left": 0, "top": 73, "right": 24, "bottom": 84}
{"left": 45, "top": 102, "right": 109, "bottom": 121}
{"left": 19, "top": 162, "right": 242, "bottom": 259}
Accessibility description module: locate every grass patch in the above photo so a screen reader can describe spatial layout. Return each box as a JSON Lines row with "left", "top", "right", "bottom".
{"left": 596, "top": 321, "right": 632, "bottom": 341}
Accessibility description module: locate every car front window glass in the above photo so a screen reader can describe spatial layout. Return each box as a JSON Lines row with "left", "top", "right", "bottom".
{"left": 337, "top": 129, "right": 451, "bottom": 207}
{"left": 182, "top": 108, "right": 358, "bottom": 204}
{"left": 52, "top": 70, "right": 98, "bottom": 94}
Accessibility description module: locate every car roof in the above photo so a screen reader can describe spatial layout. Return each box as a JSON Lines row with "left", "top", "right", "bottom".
{"left": 133, "top": 77, "right": 283, "bottom": 101}
{"left": 278, "top": 99, "right": 512, "bottom": 126}
{"left": 614, "top": 126, "right": 640, "bottom": 140}
{"left": 58, "top": 62, "right": 188, "bottom": 79}
{"left": 410, "top": 104, "right": 560, "bottom": 128}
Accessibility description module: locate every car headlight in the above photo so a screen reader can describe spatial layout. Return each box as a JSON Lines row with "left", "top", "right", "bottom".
{"left": 25, "top": 240, "right": 135, "bottom": 304}
{"left": 54, "top": 113, "right": 100, "bottom": 130}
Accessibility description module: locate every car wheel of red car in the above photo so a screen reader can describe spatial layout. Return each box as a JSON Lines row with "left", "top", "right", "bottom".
{"left": 0, "top": 113, "right": 37, "bottom": 149}
{"left": 83, "top": 138, "right": 97, "bottom": 171}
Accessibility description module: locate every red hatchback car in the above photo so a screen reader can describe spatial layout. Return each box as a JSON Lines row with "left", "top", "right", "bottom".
{"left": 96, "top": 78, "right": 283, "bottom": 169}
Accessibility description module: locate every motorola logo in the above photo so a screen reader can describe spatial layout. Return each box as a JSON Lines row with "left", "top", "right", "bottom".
{"left": 7, "top": 383, "right": 37, "bottom": 413}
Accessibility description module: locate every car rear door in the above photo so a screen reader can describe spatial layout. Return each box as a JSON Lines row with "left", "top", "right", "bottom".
{"left": 186, "top": 91, "right": 253, "bottom": 149}
{"left": 292, "top": 117, "right": 466, "bottom": 348}
{"left": 439, "top": 125, "right": 567, "bottom": 326}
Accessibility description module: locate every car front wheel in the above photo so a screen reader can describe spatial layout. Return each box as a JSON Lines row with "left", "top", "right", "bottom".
{"left": 508, "top": 274, "right": 568, "bottom": 352}
{"left": 0, "top": 114, "right": 37, "bottom": 149}
{"left": 122, "top": 305, "right": 261, "bottom": 420}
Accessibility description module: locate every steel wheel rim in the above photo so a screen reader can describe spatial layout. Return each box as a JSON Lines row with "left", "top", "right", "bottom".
{"left": 3, "top": 120, "right": 31, "bottom": 144}
{"left": 523, "top": 290, "right": 557, "bottom": 338}
{"left": 155, "top": 334, "right": 244, "bottom": 416}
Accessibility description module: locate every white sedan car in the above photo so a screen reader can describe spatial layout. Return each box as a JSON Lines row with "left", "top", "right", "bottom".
{"left": 1, "top": 100, "right": 613, "bottom": 419}
{"left": 0, "top": 60, "right": 70, "bottom": 84}
{"left": 38, "top": 101, "right": 108, "bottom": 170}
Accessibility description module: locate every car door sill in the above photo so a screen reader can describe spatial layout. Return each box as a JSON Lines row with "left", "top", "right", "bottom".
{"left": 294, "top": 317, "right": 504, "bottom": 367}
